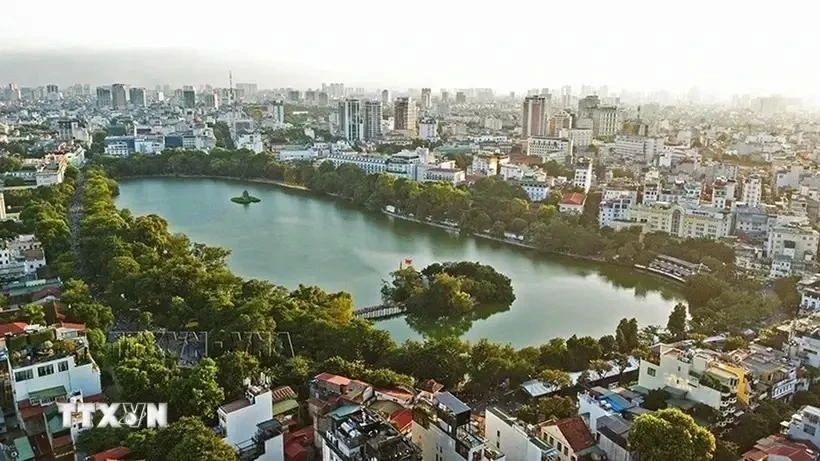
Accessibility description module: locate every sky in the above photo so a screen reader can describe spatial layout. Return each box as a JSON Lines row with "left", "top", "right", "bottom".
{"left": 2, "top": 0, "right": 819, "bottom": 99}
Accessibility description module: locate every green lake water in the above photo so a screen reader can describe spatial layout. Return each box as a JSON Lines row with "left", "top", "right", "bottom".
{"left": 116, "top": 177, "right": 681, "bottom": 347}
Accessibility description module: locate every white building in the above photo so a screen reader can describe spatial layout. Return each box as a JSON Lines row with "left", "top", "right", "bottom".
{"left": 419, "top": 117, "right": 439, "bottom": 141}
{"left": 424, "top": 168, "right": 466, "bottom": 185}
{"left": 6, "top": 324, "right": 103, "bottom": 433}
{"left": 637, "top": 344, "right": 746, "bottom": 412}
{"left": 500, "top": 164, "right": 524, "bottom": 181}
{"left": 766, "top": 224, "right": 819, "bottom": 275}
{"left": 412, "top": 392, "right": 501, "bottom": 461}
{"left": 278, "top": 148, "right": 318, "bottom": 161}
{"left": 591, "top": 107, "right": 619, "bottom": 138}
{"left": 599, "top": 191, "right": 638, "bottom": 228}
{"left": 573, "top": 160, "right": 593, "bottom": 193}
{"left": 235, "top": 131, "right": 264, "bottom": 153}
{"left": 485, "top": 407, "right": 559, "bottom": 461}
{"left": 614, "top": 135, "right": 664, "bottom": 164}
{"left": 516, "top": 181, "right": 550, "bottom": 202}
{"left": 742, "top": 175, "right": 763, "bottom": 208}
{"left": 540, "top": 416, "right": 603, "bottom": 461}
{"left": 526, "top": 137, "right": 572, "bottom": 162}
{"left": 711, "top": 178, "right": 737, "bottom": 210}
{"left": 785, "top": 406, "right": 820, "bottom": 449}
{"left": 472, "top": 153, "right": 509, "bottom": 176}
{"left": 339, "top": 99, "right": 363, "bottom": 142}
{"left": 321, "top": 406, "right": 420, "bottom": 461}
{"left": 559, "top": 128, "right": 592, "bottom": 149}
{"left": 620, "top": 203, "right": 733, "bottom": 240}
{"left": 217, "top": 385, "right": 284, "bottom": 461}
{"left": 326, "top": 153, "right": 388, "bottom": 175}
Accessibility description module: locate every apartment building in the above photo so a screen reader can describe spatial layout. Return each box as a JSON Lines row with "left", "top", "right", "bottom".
{"left": 484, "top": 407, "right": 560, "bottom": 461}
{"left": 472, "top": 153, "right": 509, "bottom": 176}
{"left": 515, "top": 181, "right": 550, "bottom": 202}
{"left": 411, "top": 391, "right": 503, "bottom": 461}
{"left": 641, "top": 180, "right": 701, "bottom": 207}
{"left": 784, "top": 405, "right": 820, "bottom": 449}
{"left": 742, "top": 174, "right": 763, "bottom": 207}
{"left": 614, "top": 135, "right": 664, "bottom": 164}
{"left": 319, "top": 406, "right": 420, "bottom": 461}
{"left": 599, "top": 190, "right": 639, "bottom": 228}
{"left": 638, "top": 344, "right": 746, "bottom": 427}
{"left": 526, "top": 137, "right": 572, "bottom": 163}
{"left": 619, "top": 203, "right": 733, "bottom": 240}
{"left": 573, "top": 160, "right": 593, "bottom": 193}
{"left": 217, "top": 385, "right": 285, "bottom": 461}
{"left": 540, "top": 416, "right": 603, "bottom": 461}
{"left": 711, "top": 177, "right": 737, "bottom": 210}
{"left": 766, "top": 224, "right": 819, "bottom": 275}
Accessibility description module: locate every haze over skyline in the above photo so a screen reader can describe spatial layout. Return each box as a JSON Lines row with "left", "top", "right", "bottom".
{"left": 3, "top": 0, "right": 819, "bottom": 101}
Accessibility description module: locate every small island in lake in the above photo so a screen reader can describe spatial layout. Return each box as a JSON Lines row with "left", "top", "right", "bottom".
{"left": 231, "top": 190, "right": 261, "bottom": 205}
{"left": 381, "top": 261, "right": 515, "bottom": 318}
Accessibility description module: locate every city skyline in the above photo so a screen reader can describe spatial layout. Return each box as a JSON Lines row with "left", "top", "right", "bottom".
{"left": 3, "top": 0, "right": 819, "bottom": 102}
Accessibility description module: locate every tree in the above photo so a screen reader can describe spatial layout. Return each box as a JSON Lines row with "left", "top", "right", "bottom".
{"left": 615, "top": 318, "right": 639, "bottom": 353}
{"left": 127, "top": 417, "right": 235, "bottom": 461}
{"left": 170, "top": 358, "right": 225, "bottom": 420}
{"left": 216, "top": 351, "right": 261, "bottom": 401}
{"left": 773, "top": 276, "right": 801, "bottom": 317}
{"left": 629, "top": 409, "right": 715, "bottom": 461}
{"left": 21, "top": 304, "right": 45, "bottom": 324}
{"left": 723, "top": 336, "right": 747, "bottom": 352}
{"left": 667, "top": 303, "right": 688, "bottom": 339}
{"left": 539, "top": 369, "right": 572, "bottom": 389}
{"left": 642, "top": 389, "right": 669, "bottom": 411}
{"left": 515, "top": 396, "right": 576, "bottom": 424}
{"left": 588, "top": 359, "right": 613, "bottom": 379}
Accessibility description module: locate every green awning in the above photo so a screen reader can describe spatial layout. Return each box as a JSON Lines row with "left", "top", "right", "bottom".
{"left": 29, "top": 385, "right": 66, "bottom": 403}
{"left": 14, "top": 436, "right": 35, "bottom": 461}
{"left": 272, "top": 399, "right": 299, "bottom": 416}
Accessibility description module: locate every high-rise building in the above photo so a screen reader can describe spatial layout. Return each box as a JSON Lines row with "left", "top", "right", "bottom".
{"left": 46, "top": 84, "right": 60, "bottom": 101}
{"left": 521, "top": 95, "right": 549, "bottom": 137}
{"left": 129, "top": 87, "right": 146, "bottom": 107}
{"left": 202, "top": 93, "right": 219, "bottom": 109}
{"left": 578, "top": 95, "right": 600, "bottom": 120}
{"left": 338, "top": 98, "right": 363, "bottom": 142}
{"left": 363, "top": 101, "right": 382, "bottom": 141}
{"left": 421, "top": 88, "right": 432, "bottom": 110}
{"left": 548, "top": 110, "right": 573, "bottom": 136}
{"left": 182, "top": 86, "right": 197, "bottom": 109}
{"left": 742, "top": 175, "right": 763, "bottom": 208}
{"left": 96, "top": 86, "right": 112, "bottom": 108}
{"left": 455, "top": 91, "right": 466, "bottom": 104}
{"left": 441, "top": 90, "right": 450, "bottom": 104}
{"left": 394, "top": 97, "right": 418, "bottom": 134}
{"left": 381, "top": 89, "right": 390, "bottom": 107}
{"left": 591, "top": 106, "right": 619, "bottom": 137}
{"left": 235, "top": 83, "right": 257, "bottom": 96}
{"left": 111, "top": 83, "right": 127, "bottom": 109}
{"left": 271, "top": 100, "right": 285, "bottom": 125}
{"left": 317, "top": 92, "right": 329, "bottom": 106}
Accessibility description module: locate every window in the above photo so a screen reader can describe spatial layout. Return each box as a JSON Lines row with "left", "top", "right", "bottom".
{"left": 647, "top": 367, "right": 656, "bottom": 377}
{"left": 15, "top": 370, "right": 33, "bottom": 381}
{"left": 563, "top": 446, "right": 569, "bottom": 456}
{"left": 804, "top": 424, "right": 816, "bottom": 436}
{"left": 58, "top": 361, "right": 69, "bottom": 372}
{"left": 38, "top": 364, "right": 54, "bottom": 377}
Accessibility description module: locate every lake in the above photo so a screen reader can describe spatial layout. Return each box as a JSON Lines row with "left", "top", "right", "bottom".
{"left": 116, "top": 177, "right": 681, "bottom": 347}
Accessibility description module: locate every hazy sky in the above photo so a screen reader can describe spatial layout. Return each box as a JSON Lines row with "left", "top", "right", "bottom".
{"left": 2, "top": 0, "right": 819, "bottom": 98}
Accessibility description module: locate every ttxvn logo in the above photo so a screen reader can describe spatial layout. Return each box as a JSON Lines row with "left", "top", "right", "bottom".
{"left": 56, "top": 402, "right": 168, "bottom": 429}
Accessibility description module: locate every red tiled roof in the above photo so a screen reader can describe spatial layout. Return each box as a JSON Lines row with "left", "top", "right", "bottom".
{"left": 52, "top": 434, "right": 72, "bottom": 448}
{"left": 419, "top": 379, "right": 444, "bottom": 393}
{"left": 742, "top": 434, "right": 818, "bottom": 461}
{"left": 315, "top": 373, "right": 351, "bottom": 386}
{"left": 271, "top": 385, "right": 298, "bottom": 402}
{"left": 0, "top": 322, "right": 28, "bottom": 336}
{"left": 285, "top": 441, "right": 307, "bottom": 460}
{"left": 84, "top": 393, "right": 108, "bottom": 403}
{"left": 19, "top": 404, "right": 46, "bottom": 420}
{"left": 555, "top": 416, "right": 595, "bottom": 453}
{"left": 56, "top": 322, "right": 86, "bottom": 331}
{"left": 389, "top": 408, "right": 413, "bottom": 433}
{"left": 92, "top": 446, "right": 131, "bottom": 461}
{"left": 560, "top": 192, "right": 586, "bottom": 206}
